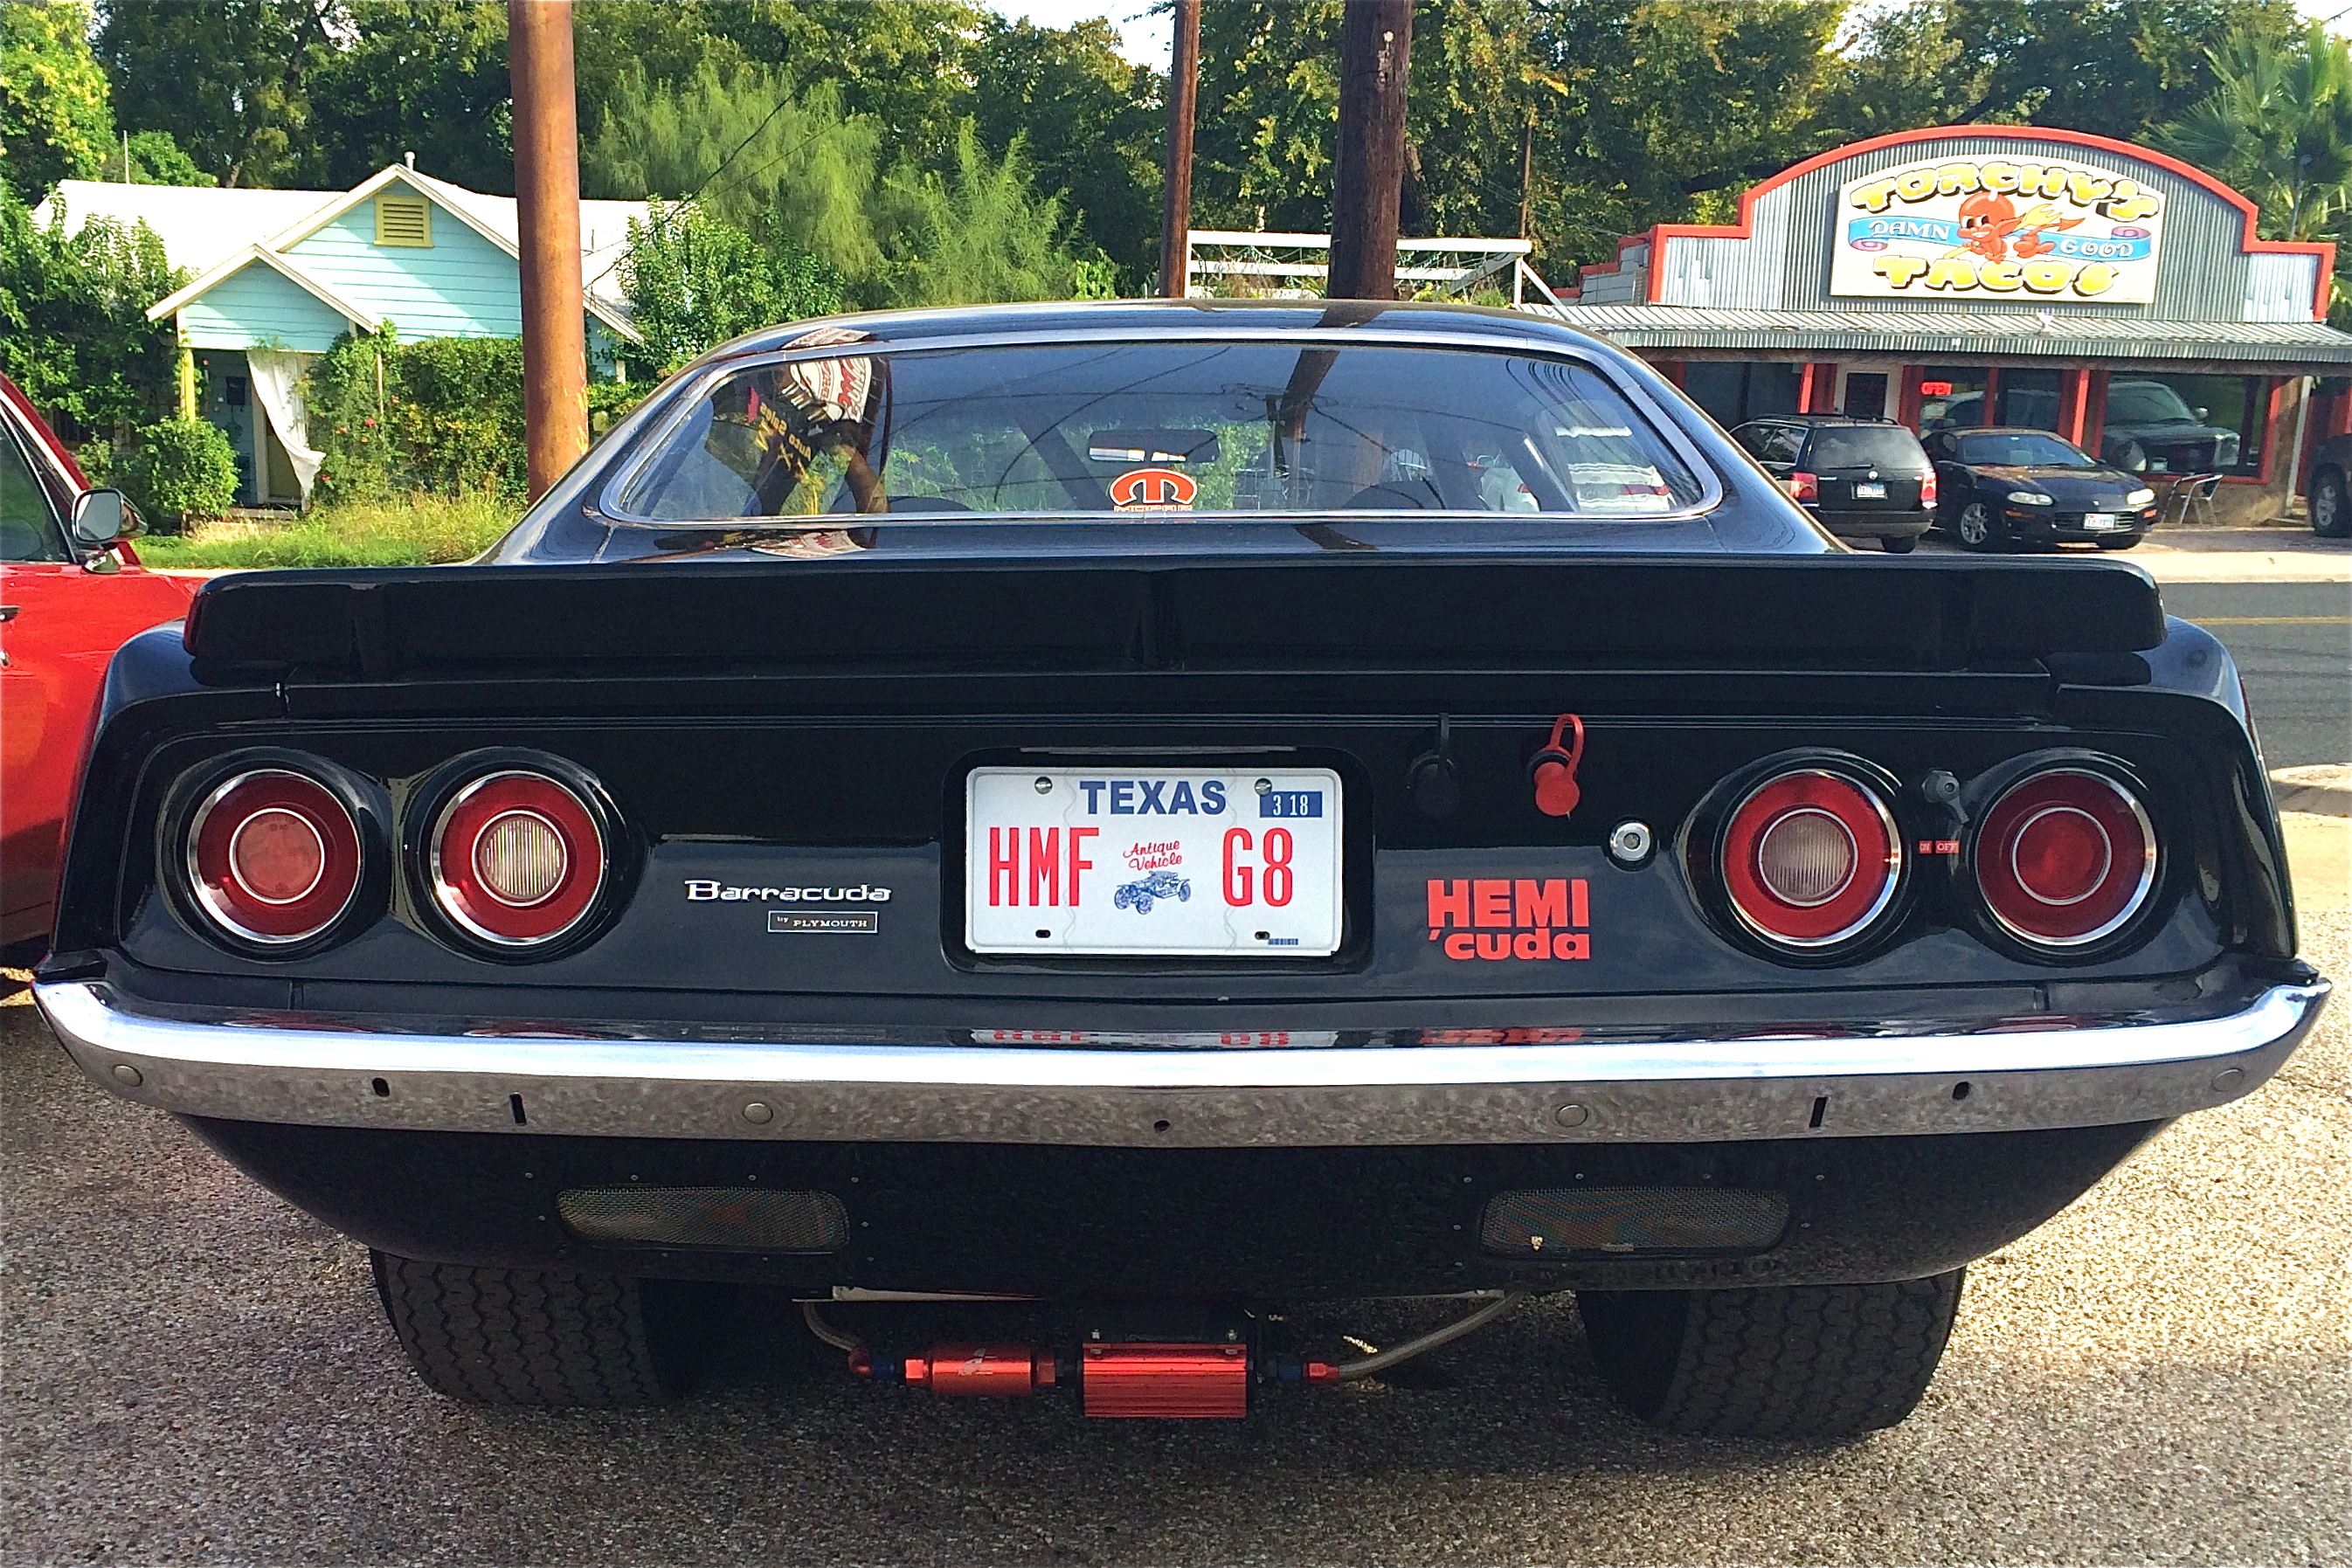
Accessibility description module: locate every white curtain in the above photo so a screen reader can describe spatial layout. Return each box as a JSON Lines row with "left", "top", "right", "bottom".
{"left": 244, "top": 348, "right": 323, "bottom": 501}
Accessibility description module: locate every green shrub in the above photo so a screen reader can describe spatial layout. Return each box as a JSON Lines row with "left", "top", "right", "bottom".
{"left": 119, "top": 417, "right": 238, "bottom": 530}
{"left": 588, "top": 378, "right": 653, "bottom": 437}
{"left": 307, "top": 328, "right": 531, "bottom": 502}
{"left": 619, "top": 199, "right": 847, "bottom": 375}
{"left": 133, "top": 491, "right": 520, "bottom": 569}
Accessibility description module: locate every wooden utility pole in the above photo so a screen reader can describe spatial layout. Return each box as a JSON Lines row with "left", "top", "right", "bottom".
{"left": 1518, "top": 112, "right": 1535, "bottom": 239}
{"left": 1158, "top": 0, "right": 1201, "bottom": 298}
{"left": 1326, "top": 0, "right": 1413, "bottom": 301}
{"left": 508, "top": 0, "right": 587, "bottom": 500}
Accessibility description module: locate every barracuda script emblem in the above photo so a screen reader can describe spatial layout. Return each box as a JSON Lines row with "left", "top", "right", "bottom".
{"left": 685, "top": 881, "right": 894, "bottom": 902}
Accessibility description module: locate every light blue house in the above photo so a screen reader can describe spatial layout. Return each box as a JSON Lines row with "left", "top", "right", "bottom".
{"left": 46, "top": 166, "right": 644, "bottom": 506}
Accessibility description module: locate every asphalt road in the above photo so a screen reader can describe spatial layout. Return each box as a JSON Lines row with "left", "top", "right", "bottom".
{"left": 4, "top": 899, "right": 2346, "bottom": 1564}
{"left": 2165, "top": 582, "right": 2352, "bottom": 770}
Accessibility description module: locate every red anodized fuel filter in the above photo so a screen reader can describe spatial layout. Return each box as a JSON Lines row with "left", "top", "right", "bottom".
{"left": 904, "top": 1344, "right": 1055, "bottom": 1396}
{"left": 1079, "top": 1344, "right": 1250, "bottom": 1419}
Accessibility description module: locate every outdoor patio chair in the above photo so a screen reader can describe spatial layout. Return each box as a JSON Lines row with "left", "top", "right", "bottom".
{"left": 2162, "top": 472, "right": 2221, "bottom": 527}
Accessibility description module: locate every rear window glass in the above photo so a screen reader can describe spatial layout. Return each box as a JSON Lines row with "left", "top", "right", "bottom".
{"left": 1804, "top": 426, "right": 1927, "bottom": 470}
{"left": 1954, "top": 432, "right": 2096, "bottom": 467}
{"left": 612, "top": 338, "right": 1706, "bottom": 522}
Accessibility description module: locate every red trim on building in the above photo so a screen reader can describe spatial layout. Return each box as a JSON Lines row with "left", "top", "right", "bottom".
{"left": 2217, "top": 376, "right": 2291, "bottom": 487}
{"left": 2058, "top": 368, "right": 2092, "bottom": 446}
{"left": 2082, "top": 369, "right": 2110, "bottom": 459}
{"left": 1802, "top": 362, "right": 1839, "bottom": 412}
{"left": 1636, "top": 125, "right": 2335, "bottom": 319}
{"left": 1896, "top": 367, "right": 1924, "bottom": 430}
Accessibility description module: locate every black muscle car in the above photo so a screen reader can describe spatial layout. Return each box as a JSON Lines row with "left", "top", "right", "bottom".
{"left": 33, "top": 302, "right": 2326, "bottom": 1442}
{"left": 1923, "top": 426, "right": 2162, "bottom": 551}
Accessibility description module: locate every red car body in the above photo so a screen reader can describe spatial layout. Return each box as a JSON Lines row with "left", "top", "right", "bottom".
{"left": 1, "top": 374, "right": 199, "bottom": 950}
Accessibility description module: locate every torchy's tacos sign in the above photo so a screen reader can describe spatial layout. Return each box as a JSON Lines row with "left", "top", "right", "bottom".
{"left": 1830, "top": 154, "right": 2165, "bottom": 303}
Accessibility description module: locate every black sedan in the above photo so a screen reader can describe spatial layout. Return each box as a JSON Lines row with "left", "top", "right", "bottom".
{"left": 1925, "top": 426, "right": 2162, "bottom": 550}
{"left": 31, "top": 302, "right": 2324, "bottom": 1443}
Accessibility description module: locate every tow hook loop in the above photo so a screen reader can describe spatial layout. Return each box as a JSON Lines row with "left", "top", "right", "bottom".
{"left": 1532, "top": 713, "right": 1585, "bottom": 819}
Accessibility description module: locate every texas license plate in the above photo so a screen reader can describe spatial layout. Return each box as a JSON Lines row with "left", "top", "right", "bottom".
{"left": 1853, "top": 481, "right": 1887, "bottom": 499}
{"left": 2085, "top": 512, "right": 2119, "bottom": 528}
{"left": 965, "top": 766, "right": 1344, "bottom": 956}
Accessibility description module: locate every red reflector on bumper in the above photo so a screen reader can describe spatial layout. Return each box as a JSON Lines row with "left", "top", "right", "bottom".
{"left": 1081, "top": 1344, "right": 1249, "bottom": 1419}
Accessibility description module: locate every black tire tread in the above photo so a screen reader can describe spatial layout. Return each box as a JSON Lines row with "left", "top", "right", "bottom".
{"left": 370, "top": 1251, "right": 700, "bottom": 1407}
{"left": 1580, "top": 1270, "right": 1962, "bottom": 1442}
{"left": 2314, "top": 470, "right": 2350, "bottom": 537}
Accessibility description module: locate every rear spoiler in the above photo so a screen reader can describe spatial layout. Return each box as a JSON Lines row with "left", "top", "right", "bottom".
{"left": 182, "top": 554, "right": 2165, "bottom": 685}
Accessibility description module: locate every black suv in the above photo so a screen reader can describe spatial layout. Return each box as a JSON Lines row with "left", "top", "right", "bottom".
{"left": 1729, "top": 415, "right": 1936, "bottom": 553}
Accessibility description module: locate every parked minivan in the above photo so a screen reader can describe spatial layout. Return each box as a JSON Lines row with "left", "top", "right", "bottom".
{"left": 1729, "top": 415, "right": 1936, "bottom": 552}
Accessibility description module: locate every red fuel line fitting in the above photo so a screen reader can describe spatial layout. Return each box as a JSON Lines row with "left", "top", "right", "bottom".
{"left": 1531, "top": 713, "right": 1585, "bottom": 819}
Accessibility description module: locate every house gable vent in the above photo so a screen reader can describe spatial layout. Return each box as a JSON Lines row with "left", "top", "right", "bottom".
{"left": 374, "top": 192, "right": 433, "bottom": 248}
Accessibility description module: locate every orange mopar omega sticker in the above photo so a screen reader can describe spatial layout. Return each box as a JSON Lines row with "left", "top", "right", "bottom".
{"left": 1426, "top": 878, "right": 1591, "bottom": 961}
{"left": 1109, "top": 466, "right": 1199, "bottom": 511}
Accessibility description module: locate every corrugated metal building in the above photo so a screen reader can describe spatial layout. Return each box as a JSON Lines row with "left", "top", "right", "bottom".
{"left": 1552, "top": 126, "right": 2352, "bottom": 523}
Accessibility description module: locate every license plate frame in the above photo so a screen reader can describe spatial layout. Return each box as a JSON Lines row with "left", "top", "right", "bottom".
{"left": 1853, "top": 480, "right": 1888, "bottom": 500}
{"left": 2084, "top": 512, "right": 2120, "bottom": 529}
{"left": 964, "top": 765, "right": 1345, "bottom": 957}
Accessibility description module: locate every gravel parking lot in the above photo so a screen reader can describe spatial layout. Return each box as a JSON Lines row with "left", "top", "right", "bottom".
{"left": 5, "top": 874, "right": 2345, "bottom": 1564}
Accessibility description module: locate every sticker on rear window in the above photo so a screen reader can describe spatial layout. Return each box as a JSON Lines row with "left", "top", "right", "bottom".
{"left": 1109, "top": 466, "right": 1198, "bottom": 510}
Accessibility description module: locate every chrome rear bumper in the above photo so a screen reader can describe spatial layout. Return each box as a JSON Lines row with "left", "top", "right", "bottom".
{"left": 32, "top": 978, "right": 2327, "bottom": 1148}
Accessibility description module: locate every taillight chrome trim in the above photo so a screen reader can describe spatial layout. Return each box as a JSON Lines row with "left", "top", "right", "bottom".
{"left": 1718, "top": 766, "right": 1905, "bottom": 952}
{"left": 425, "top": 767, "right": 610, "bottom": 950}
{"left": 1975, "top": 767, "right": 2158, "bottom": 950}
{"left": 182, "top": 767, "right": 364, "bottom": 948}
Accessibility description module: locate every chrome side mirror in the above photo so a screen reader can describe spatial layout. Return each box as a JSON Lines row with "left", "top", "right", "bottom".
{"left": 70, "top": 488, "right": 129, "bottom": 548}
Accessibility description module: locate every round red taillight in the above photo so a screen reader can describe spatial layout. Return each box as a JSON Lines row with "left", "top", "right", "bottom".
{"left": 1975, "top": 768, "right": 2155, "bottom": 947}
{"left": 429, "top": 770, "right": 605, "bottom": 947}
{"left": 186, "top": 770, "right": 363, "bottom": 945}
{"left": 1719, "top": 769, "right": 1902, "bottom": 950}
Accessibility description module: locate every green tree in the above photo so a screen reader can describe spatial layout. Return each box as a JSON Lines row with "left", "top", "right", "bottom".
{"left": 2162, "top": 21, "right": 2352, "bottom": 241}
{"left": 618, "top": 200, "right": 847, "bottom": 373}
{"left": 1825, "top": 0, "right": 2300, "bottom": 147}
{"left": 0, "top": 184, "right": 183, "bottom": 439}
{"left": 878, "top": 125, "right": 1087, "bottom": 307}
{"left": 574, "top": 2, "right": 746, "bottom": 135}
{"left": 93, "top": 0, "right": 341, "bottom": 187}
{"left": 121, "top": 129, "right": 213, "bottom": 186}
{"left": 713, "top": 0, "right": 989, "bottom": 166}
{"left": 0, "top": 0, "right": 115, "bottom": 202}
{"left": 967, "top": 16, "right": 1161, "bottom": 283}
{"left": 308, "top": 1, "right": 515, "bottom": 190}
{"left": 584, "top": 59, "right": 888, "bottom": 289}
{"left": 1194, "top": 0, "right": 1344, "bottom": 234}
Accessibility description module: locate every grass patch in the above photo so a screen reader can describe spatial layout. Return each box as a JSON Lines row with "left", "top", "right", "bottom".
{"left": 135, "top": 493, "right": 522, "bottom": 569}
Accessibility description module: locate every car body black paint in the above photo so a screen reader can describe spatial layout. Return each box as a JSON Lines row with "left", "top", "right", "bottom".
{"left": 184, "top": 1117, "right": 2163, "bottom": 1296}
{"left": 36, "top": 302, "right": 2312, "bottom": 1314}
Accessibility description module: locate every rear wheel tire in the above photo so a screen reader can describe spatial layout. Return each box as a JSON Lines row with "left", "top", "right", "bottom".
{"left": 2314, "top": 468, "right": 2350, "bottom": 537}
{"left": 370, "top": 1251, "right": 733, "bottom": 1407}
{"left": 1878, "top": 535, "right": 1919, "bottom": 554}
{"left": 1578, "top": 1270, "right": 1963, "bottom": 1442}
{"left": 1954, "top": 502, "right": 1999, "bottom": 551}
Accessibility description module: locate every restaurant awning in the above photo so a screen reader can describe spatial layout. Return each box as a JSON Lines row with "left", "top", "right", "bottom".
{"left": 1539, "top": 304, "right": 2352, "bottom": 367}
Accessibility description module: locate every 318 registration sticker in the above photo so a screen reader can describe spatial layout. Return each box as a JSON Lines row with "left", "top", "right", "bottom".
{"left": 964, "top": 766, "right": 1344, "bottom": 957}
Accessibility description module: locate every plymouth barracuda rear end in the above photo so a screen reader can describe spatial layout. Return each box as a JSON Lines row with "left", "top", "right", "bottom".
{"left": 33, "top": 304, "right": 2325, "bottom": 1440}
